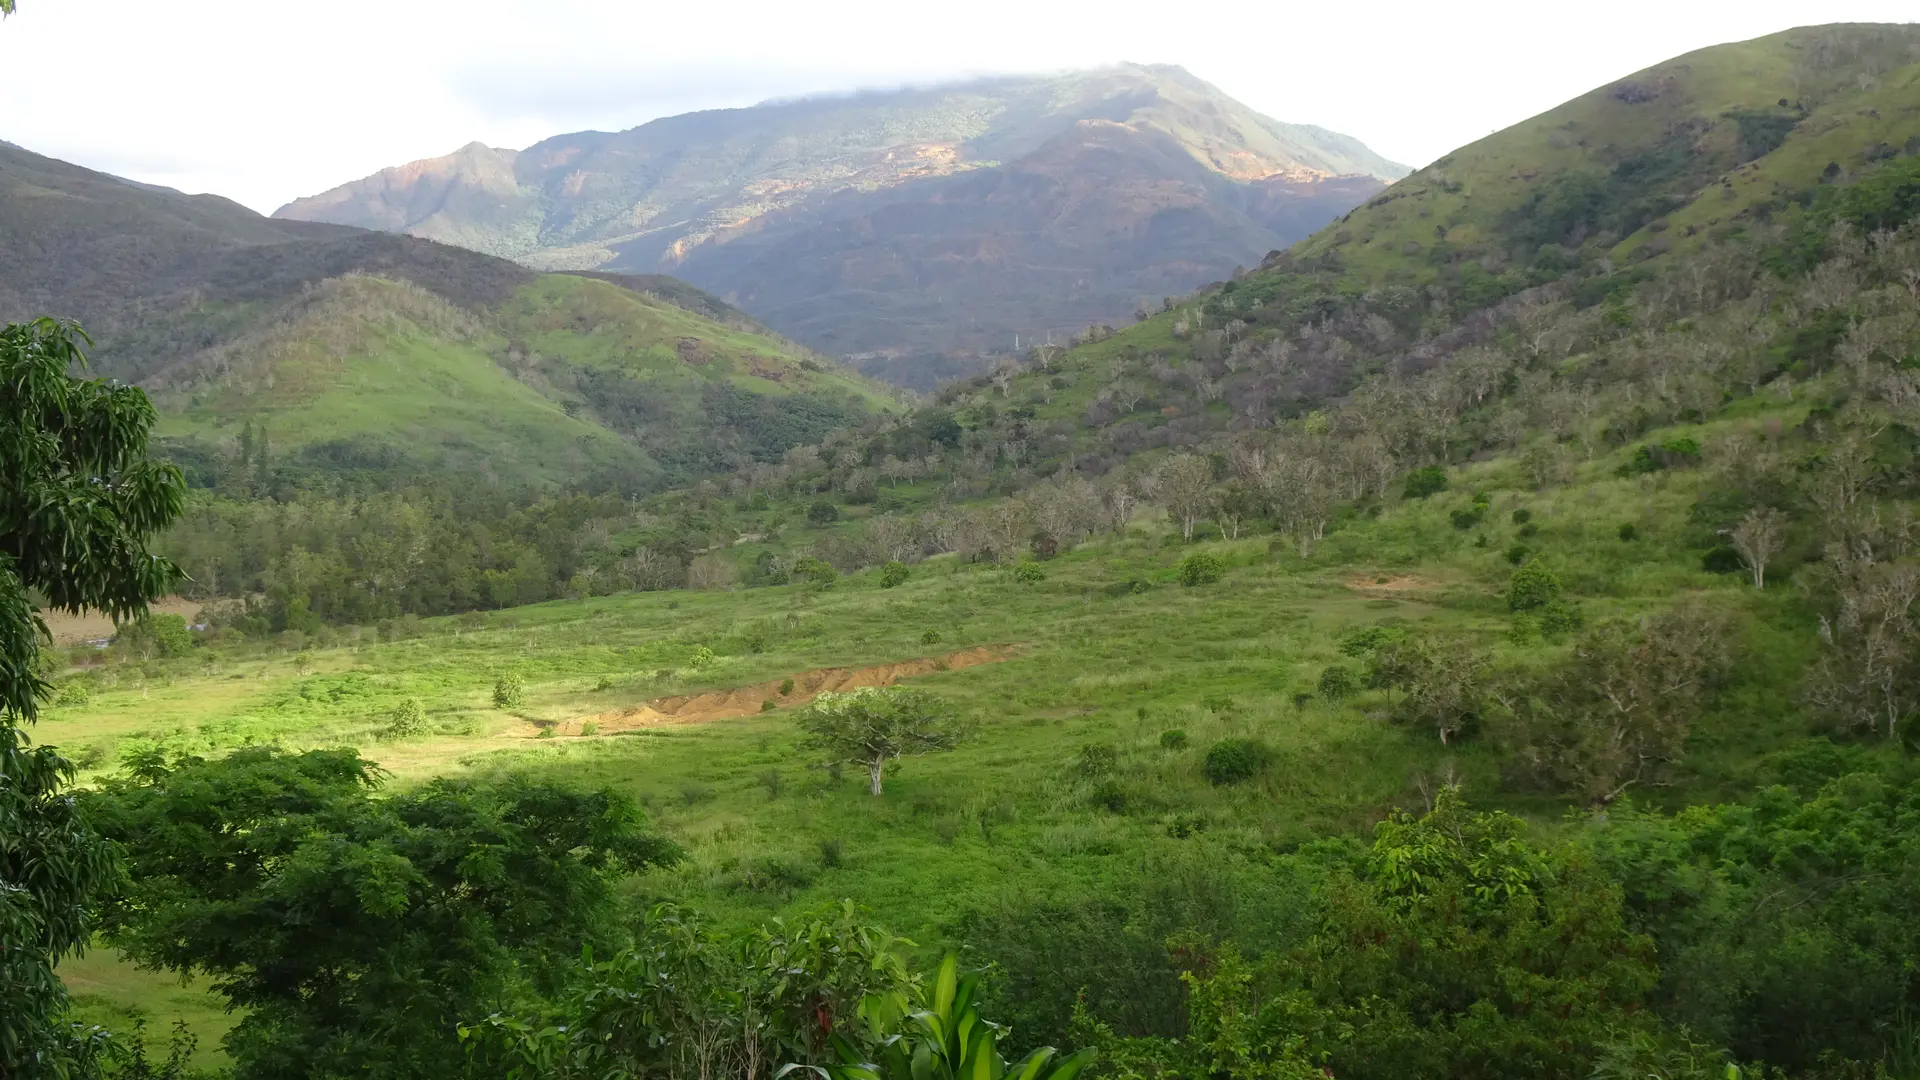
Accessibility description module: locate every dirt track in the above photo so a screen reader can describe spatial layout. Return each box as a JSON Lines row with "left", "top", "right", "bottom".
{"left": 568, "top": 644, "right": 1016, "bottom": 735}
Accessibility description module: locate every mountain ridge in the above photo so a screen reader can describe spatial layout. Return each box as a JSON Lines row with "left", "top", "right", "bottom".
{"left": 274, "top": 64, "right": 1406, "bottom": 385}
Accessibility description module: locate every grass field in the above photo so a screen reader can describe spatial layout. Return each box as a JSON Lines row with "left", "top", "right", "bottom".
{"left": 48, "top": 415, "right": 1827, "bottom": 1040}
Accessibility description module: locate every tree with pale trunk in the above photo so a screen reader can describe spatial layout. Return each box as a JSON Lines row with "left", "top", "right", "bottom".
{"left": 795, "top": 686, "right": 970, "bottom": 796}
{"left": 1157, "top": 453, "right": 1215, "bottom": 541}
{"left": 1729, "top": 507, "right": 1788, "bottom": 589}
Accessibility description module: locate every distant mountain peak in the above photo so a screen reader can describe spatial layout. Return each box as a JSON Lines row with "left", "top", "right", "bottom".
{"left": 275, "top": 65, "right": 1405, "bottom": 385}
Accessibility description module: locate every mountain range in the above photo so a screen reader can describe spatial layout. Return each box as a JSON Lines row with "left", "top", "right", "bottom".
{"left": 274, "top": 65, "right": 1407, "bottom": 386}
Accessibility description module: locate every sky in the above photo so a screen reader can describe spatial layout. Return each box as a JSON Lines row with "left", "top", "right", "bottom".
{"left": 2, "top": 0, "right": 1916, "bottom": 215}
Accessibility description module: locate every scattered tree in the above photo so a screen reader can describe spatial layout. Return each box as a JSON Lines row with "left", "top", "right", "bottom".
{"left": 795, "top": 686, "right": 970, "bottom": 796}
{"left": 1729, "top": 506, "right": 1788, "bottom": 589}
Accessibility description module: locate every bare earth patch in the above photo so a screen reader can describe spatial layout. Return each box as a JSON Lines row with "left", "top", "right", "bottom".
{"left": 40, "top": 596, "right": 203, "bottom": 645}
{"left": 1343, "top": 574, "right": 1443, "bottom": 597}
{"left": 569, "top": 645, "right": 1018, "bottom": 735}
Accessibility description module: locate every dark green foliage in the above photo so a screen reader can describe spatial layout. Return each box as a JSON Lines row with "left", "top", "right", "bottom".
{"left": 1728, "top": 107, "right": 1801, "bottom": 161}
{"left": 1826, "top": 151, "right": 1920, "bottom": 234}
{"left": 879, "top": 560, "right": 909, "bottom": 588}
{"left": 1701, "top": 545, "right": 1744, "bottom": 574}
{"left": 807, "top": 501, "right": 841, "bottom": 526}
{"left": 1316, "top": 665, "right": 1358, "bottom": 699}
{"left": 1589, "top": 767, "right": 1920, "bottom": 1071}
{"left": 1076, "top": 743, "right": 1117, "bottom": 777}
{"left": 1507, "top": 558, "right": 1562, "bottom": 612}
{"left": 1449, "top": 506, "right": 1485, "bottom": 530}
{"left": 1013, "top": 561, "right": 1046, "bottom": 585}
{"left": 1538, "top": 599, "right": 1584, "bottom": 637}
{"left": 1402, "top": 466, "right": 1448, "bottom": 499}
{"left": 86, "top": 748, "right": 676, "bottom": 1079}
{"left": 1, "top": 318, "right": 184, "bottom": 1078}
{"left": 1505, "top": 542, "right": 1533, "bottom": 565}
{"left": 1510, "top": 508, "right": 1532, "bottom": 525}
{"left": 1203, "top": 738, "right": 1270, "bottom": 786}
{"left": 1516, "top": 521, "right": 1539, "bottom": 539}
{"left": 1618, "top": 522, "right": 1639, "bottom": 541}
{"left": 1179, "top": 791, "right": 1658, "bottom": 1080}
{"left": 920, "top": 629, "right": 942, "bottom": 646}
{"left": 1178, "top": 552, "right": 1226, "bottom": 586}
{"left": 1619, "top": 437, "right": 1702, "bottom": 476}
{"left": 1158, "top": 729, "right": 1189, "bottom": 750}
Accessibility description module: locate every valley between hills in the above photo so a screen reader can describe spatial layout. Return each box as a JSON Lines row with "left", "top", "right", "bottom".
{"left": 8, "top": 16, "right": 1920, "bottom": 1080}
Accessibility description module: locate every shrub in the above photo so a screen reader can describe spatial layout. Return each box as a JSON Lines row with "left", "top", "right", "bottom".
{"left": 780, "top": 677, "right": 796, "bottom": 695}
{"left": 689, "top": 645, "right": 716, "bottom": 668}
{"left": 593, "top": 674, "right": 614, "bottom": 691}
{"left": 1506, "top": 543, "right": 1533, "bottom": 565}
{"left": 1202, "top": 693, "right": 1237, "bottom": 714}
{"left": 761, "top": 699, "right": 777, "bottom": 712}
{"left": 1030, "top": 533, "right": 1060, "bottom": 560}
{"left": 1403, "top": 466, "right": 1449, "bottom": 499}
{"left": 1159, "top": 729, "right": 1189, "bottom": 750}
{"left": 920, "top": 629, "right": 942, "bottom": 646}
{"left": 1619, "top": 437, "right": 1703, "bottom": 476}
{"left": 1339, "top": 624, "right": 1404, "bottom": 657}
{"left": 1618, "top": 522, "right": 1639, "bottom": 541}
{"left": 1077, "top": 743, "right": 1117, "bottom": 776}
{"left": 758, "top": 769, "right": 782, "bottom": 798}
{"left": 819, "top": 837, "right": 845, "bottom": 868}
{"left": 1179, "top": 552, "right": 1227, "bottom": 586}
{"left": 806, "top": 501, "right": 840, "bottom": 526}
{"left": 385, "top": 698, "right": 428, "bottom": 739}
{"left": 1508, "top": 559, "right": 1562, "bottom": 612}
{"left": 1090, "top": 780, "right": 1129, "bottom": 814}
{"left": 1516, "top": 522, "right": 1539, "bottom": 539}
{"left": 1511, "top": 508, "right": 1533, "bottom": 525}
{"left": 1450, "top": 507, "right": 1485, "bottom": 530}
{"left": 1013, "top": 561, "right": 1046, "bottom": 584}
{"left": 794, "top": 557, "right": 838, "bottom": 587}
{"left": 1702, "top": 545, "right": 1744, "bottom": 574}
{"left": 879, "top": 560, "right": 910, "bottom": 588}
{"left": 1539, "top": 600, "right": 1584, "bottom": 637}
{"left": 492, "top": 672, "right": 525, "bottom": 709}
{"left": 1204, "top": 738, "right": 1271, "bottom": 786}
{"left": 1317, "top": 665, "right": 1359, "bottom": 699}
{"left": 580, "top": 721, "right": 598, "bottom": 736}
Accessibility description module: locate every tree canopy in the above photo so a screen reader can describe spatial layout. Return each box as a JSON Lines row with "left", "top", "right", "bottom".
{"left": 1, "top": 318, "right": 184, "bottom": 1077}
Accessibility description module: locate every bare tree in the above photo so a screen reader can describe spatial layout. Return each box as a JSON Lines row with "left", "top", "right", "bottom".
{"left": 1729, "top": 507, "right": 1788, "bottom": 589}
{"left": 1156, "top": 454, "right": 1215, "bottom": 541}
{"left": 1101, "top": 474, "right": 1141, "bottom": 535}
{"left": 1517, "top": 603, "right": 1731, "bottom": 804}
{"left": 1807, "top": 559, "right": 1920, "bottom": 741}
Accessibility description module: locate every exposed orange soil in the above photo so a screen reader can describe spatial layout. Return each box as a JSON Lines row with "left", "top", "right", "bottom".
{"left": 567, "top": 645, "right": 1017, "bottom": 735}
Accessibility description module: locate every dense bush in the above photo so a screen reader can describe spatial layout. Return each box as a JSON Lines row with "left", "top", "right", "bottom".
{"left": 492, "top": 671, "right": 525, "bottom": 709}
{"left": 1316, "top": 665, "right": 1358, "bottom": 699}
{"left": 1159, "top": 729, "right": 1189, "bottom": 750}
{"left": 806, "top": 501, "right": 841, "bottom": 525}
{"left": 879, "top": 560, "right": 909, "bottom": 588}
{"left": 1013, "top": 562, "right": 1046, "bottom": 584}
{"left": 1203, "top": 738, "right": 1270, "bottom": 785}
{"left": 1178, "top": 552, "right": 1226, "bottom": 586}
{"left": 1507, "top": 558, "right": 1562, "bottom": 612}
{"left": 1402, "top": 466, "right": 1449, "bottom": 499}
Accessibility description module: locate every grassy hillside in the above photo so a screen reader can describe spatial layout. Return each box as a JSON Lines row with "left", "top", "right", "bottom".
{"left": 1291, "top": 23, "right": 1920, "bottom": 283}
{"left": 1, "top": 141, "right": 900, "bottom": 493}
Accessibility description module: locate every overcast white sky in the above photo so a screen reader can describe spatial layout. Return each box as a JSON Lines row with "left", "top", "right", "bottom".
{"left": 2, "top": 0, "right": 1916, "bottom": 214}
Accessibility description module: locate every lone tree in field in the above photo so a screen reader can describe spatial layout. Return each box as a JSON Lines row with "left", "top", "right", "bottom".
{"left": 796, "top": 685, "right": 970, "bottom": 795}
{"left": 1, "top": 318, "right": 185, "bottom": 1076}
{"left": 1729, "top": 506, "right": 1788, "bottom": 589}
